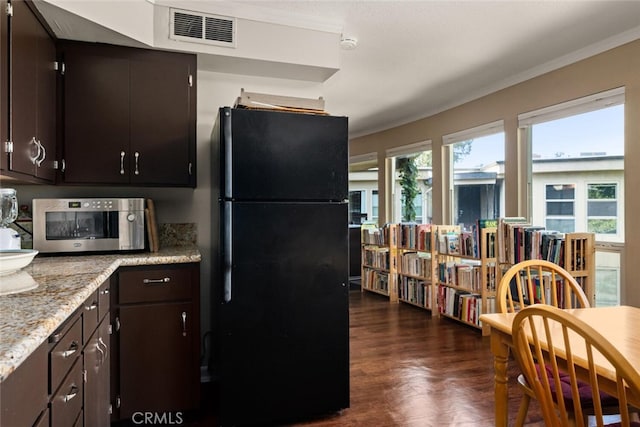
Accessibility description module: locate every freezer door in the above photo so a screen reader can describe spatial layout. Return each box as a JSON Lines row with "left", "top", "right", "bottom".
{"left": 218, "top": 201, "right": 349, "bottom": 426}
{"left": 222, "top": 108, "right": 348, "bottom": 201}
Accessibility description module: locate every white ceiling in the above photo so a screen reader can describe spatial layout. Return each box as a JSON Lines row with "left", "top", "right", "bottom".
{"left": 35, "top": 0, "right": 640, "bottom": 139}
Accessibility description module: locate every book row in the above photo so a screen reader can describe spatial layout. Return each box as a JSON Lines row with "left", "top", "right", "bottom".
{"left": 362, "top": 268, "right": 390, "bottom": 294}
{"left": 398, "top": 277, "right": 432, "bottom": 309}
{"left": 436, "top": 285, "right": 496, "bottom": 327}
{"left": 362, "top": 247, "right": 390, "bottom": 270}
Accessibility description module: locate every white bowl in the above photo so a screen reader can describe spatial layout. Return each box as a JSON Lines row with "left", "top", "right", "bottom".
{"left": 0, "top": 250, "right": 39, "bottom": 276}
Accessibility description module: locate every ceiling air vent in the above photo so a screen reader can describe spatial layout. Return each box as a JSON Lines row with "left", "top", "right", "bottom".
{"left": 170, "top": 8, "right": 236, "bottom": 48}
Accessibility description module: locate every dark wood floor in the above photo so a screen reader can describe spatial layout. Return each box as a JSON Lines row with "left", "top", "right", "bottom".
{"left": 189, "top": 289, "right": 545, "bottom": 426}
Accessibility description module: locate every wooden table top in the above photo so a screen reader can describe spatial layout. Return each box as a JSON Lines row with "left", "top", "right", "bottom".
{"left": 480, "top": 305, "right": 640, "bottom": 381}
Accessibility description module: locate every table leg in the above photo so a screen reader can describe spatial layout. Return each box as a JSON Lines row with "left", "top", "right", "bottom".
{"left": 490, "top": 331, "right": 510, "bottom": 427}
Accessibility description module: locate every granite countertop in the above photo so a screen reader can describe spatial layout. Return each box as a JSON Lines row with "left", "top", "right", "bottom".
{"left": 0, "top": 246, "right": 201, "bottom": 382}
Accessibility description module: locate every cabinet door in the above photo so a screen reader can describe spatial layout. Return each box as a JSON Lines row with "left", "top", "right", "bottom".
{"left": 7, "top": 0, "right": 56, "bottom": 181}
{"left": 0, "top": 341, "right": 47, "bottom": 427}
{"left": 1, "top": 0, "right": 8, "bottom": 173}
{"left": 34, "top": 17, "right": 56, "bottom": 181}
{"left": 10, "top": 0, "right": 39, "bottom": 177}
{"left": 84, "top": 316, "right": 110, "bottom": 427}
{"left": 129, "top": 51, "right": 196, "bottom": 186}
{"left": 62, "top": 43, "right": 129, "bottom": 184}
{"left": 118, "top": 302, "right": 197, "bottom": 419}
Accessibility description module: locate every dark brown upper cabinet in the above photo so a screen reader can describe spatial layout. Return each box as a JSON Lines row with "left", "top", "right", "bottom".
{"left": 59, "top": 41, "right": 197, "bottom": 187}
{"left": 1, "top": 0, "right": 57, "bottom": 183}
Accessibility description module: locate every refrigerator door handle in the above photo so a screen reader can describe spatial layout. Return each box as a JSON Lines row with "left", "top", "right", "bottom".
{"left": 223, "top": 108, "right": 233, "bottom": 199}
{"left": 223, "top": 201, "right": 233, "bottom": 302}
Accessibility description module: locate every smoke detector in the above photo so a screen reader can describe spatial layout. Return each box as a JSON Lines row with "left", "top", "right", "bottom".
{"left": 340, "top": 36, "right": 358, "bottom": 50}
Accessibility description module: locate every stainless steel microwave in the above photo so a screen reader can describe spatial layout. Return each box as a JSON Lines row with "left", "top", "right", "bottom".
{"left": 32, "top": 198, "right": 146, "bottom": 253}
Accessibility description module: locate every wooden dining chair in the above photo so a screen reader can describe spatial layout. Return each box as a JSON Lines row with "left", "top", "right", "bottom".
{"left": 512, "top": 304, "right": 640, "bottom": 427}
{"left": 496, "top": 259, "right": 608, "bottom": 426}
{"left": 496, "top": 259, "right": 590, "bottom": 314}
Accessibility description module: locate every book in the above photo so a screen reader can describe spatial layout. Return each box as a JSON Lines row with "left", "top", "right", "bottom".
{"left": 446, "top": 234, "right": 460, "bottom": 255}
{"left": 497, "top": 217, "right": 528, "bottom": 263}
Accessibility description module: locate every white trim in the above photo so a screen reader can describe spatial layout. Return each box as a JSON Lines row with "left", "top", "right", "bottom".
{"left": 349, "top": 152, "right": 377, "bottom": 164}
{"left": 518, "top": 87, "right": 625, "bottom": 127}
{"left": 442, "top": 120, "right": 504, "bottom": 145}
{"left": 385, "top": 140, "right": 432, "bottom": 158}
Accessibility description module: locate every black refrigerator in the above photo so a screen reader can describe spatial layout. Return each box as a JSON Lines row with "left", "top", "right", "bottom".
{"left": 212, "top": 107, "right": 350, "bottom": 426}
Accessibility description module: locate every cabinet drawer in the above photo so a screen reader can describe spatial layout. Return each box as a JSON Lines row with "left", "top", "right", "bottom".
{"left": 98, "top": 279, "right": 111, "bottom": 320}
{"left": 51, "top": 358, "right": 83, "bottom": 427}
{"left": 82, "top": 290, "right": 99, "bottom": 342}
{"left": 50, "top": 314, "right": 82, "bottom": 394}
{"left": 119, "top": 266, "right": 192, "bottom": 304}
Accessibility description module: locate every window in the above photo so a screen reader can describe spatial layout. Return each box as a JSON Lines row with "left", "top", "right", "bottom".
{"left": 545, "top": 184, "right": 575, "bottom": 232}
{"left": 348, "top": 190, "right": 367, "bottom": 224}
{"left": 587, "top": 183, "right": 618, "bottom": 235}
{"left": 443, "top": 121, "right": 505, "bottom": 228}
{"left": 372, "top": 190, "right": 379, "bottom": 224}
{"left": 386, "top": 141, "right": 432, "bottom": 224}
{"left": 349, "top": 153, "right": 378, "bottom": 225}
{"left": 596, "top": 250, "right": 621, "bottom": 307}
{"left": 519, "top": 87, "right": 625, "bottom": 306}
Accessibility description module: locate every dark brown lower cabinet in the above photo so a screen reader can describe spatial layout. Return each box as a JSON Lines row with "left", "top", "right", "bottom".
{"left": 83, "top": 315, "right": 111, "bottom": 427}
{"left": 0, "top": 341, "right": 48, "bottom": 426}
{"left": 111, "top": 263, "right": 201, "bottom": 422}
{"left": 50, "top": 357, "right": 83, "bottom": 427}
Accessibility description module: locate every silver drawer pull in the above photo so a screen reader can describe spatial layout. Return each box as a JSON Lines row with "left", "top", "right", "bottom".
{"left": 100, "top": 288, "right": 110, "bottom": 295}
{"left": 60, "top": 341, "right": 79, "bottom": 358}
{"left": 63, "top": 385, "right": 79, "bottom": 403}
{"left": 85, "top": 302, "right": 98, "bottom": 311}
{"left": 143, "top": 277, "right": 171, "bottom": 284}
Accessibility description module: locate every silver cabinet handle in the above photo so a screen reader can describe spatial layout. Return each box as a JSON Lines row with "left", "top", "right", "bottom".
{"left": 120, "top": 151, "right": 126, "bottom": 175}
{"left": 142, "top": 277, "right": 170, "bottom": 284}
{"left": 60, "top": 341, "right": 79, "bottom": 358}
{"left": 63, "top": 385, "right": 79, "bottom": 403}
{"left": 35, "top": 140, "right": 46, "bottom": 166}
{"left": 134, "top": 151, "right": 140, "bottom": 175}
{"left": 61, "top": 159, "right": 66, "bottom": 173}
{"left": 29, "top": 137, "right": 40, "bottom": 164}
{"left": 98, "top": 337, "right": 108, "bottom": 361}
{"left": 181, "top": 311, "right": 187, "bottom": 336}
{"left": 85, "top": 302, "right": 98, "bottom": 311}
{"left": 100, "top": 288, "right": 110, "bottom": 296}
{"left": 96, "top": 339, "right": 105, "bottom": 363}
{"left": 114, "top": 316, "right": 120, "bottom": 332}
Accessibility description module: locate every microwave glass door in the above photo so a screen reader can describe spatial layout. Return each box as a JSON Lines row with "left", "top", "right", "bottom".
{"left": 45, "top": 211, "right": 119, "bottom": 240}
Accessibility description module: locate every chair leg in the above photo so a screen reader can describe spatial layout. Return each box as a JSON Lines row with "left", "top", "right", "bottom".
{"left": 515, "top": 394, "right": 530, "bottom": 427}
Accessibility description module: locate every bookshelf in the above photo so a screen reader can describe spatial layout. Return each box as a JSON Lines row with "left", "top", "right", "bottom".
{"left": 359, "top": 220, "right": 596, "bottom": 335}
{"left": 361, "top": 224, "right": 398, "bottom": 302}
{"left": 496, "top": 220, "right": 596, "bottom": 306}
{"left": 436, "top": 227, "right": 498, "bottom": 333}
{"left": 395, "top": 223, "right": 441, "bottom": 311}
